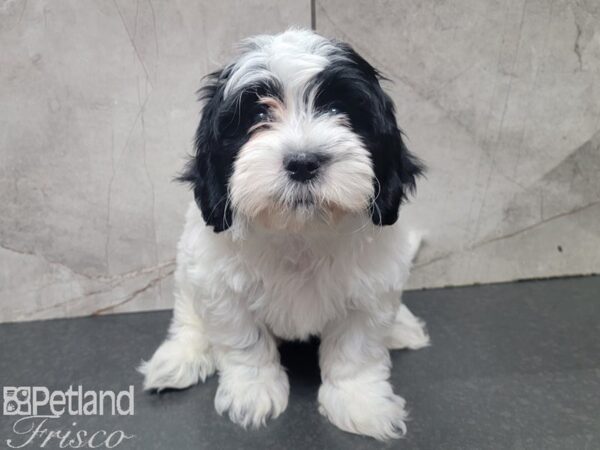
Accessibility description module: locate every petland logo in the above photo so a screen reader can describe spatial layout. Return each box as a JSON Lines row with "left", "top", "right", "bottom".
{"left": 2, "top": 386, "right": 135, "bottom": 448}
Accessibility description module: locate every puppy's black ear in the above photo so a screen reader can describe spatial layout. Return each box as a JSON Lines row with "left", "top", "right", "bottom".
{"left": 178, "top": 70, "right": 234, "bottom": 232}
{"left": 337, "top": 44, "right": 425, "bottom": 226}
{"left": 370, "top": 95, "right": 424, "bottom": 226}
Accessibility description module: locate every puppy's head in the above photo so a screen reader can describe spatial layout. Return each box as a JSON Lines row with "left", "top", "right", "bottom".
{"left": 180, "top": 29, "right": 423, "bottom": 232}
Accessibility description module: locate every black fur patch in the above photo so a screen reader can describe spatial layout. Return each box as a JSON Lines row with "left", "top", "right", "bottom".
{"left": 178, "top": 69, "right": 283, "bottom": 232}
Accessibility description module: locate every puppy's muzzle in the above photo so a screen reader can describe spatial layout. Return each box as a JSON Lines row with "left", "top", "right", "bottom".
{"left": 284, "top": 152, "right": 331, "bottom": 183}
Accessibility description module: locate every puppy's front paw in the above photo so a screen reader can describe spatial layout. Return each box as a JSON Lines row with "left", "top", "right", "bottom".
{"left": 318, "top": 379, "right": 408, "bottom": 440}
{"left": 139, "top": 338, "right": 215, "bottom": 391}
{"left": 215, "top": 364, "right": 289, "bottom": 428}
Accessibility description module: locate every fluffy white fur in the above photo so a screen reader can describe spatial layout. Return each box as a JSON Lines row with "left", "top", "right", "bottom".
{"left": 140, "top": 205, "right": 429, "bottom": 439}
{"left": 223, "top": 29, "right": 340, "bottom": 98}
{"left": 139, "top": 29, "right": 429, "bottom": 441}
{"left": 230, "top": 111, "right": 374, "bottom": 231}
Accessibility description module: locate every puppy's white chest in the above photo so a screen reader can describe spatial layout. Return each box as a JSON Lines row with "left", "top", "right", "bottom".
{"left": 206, "top": 222, "right": 411, "bottom": 341}
{"left": 245, "top": 247, "right": 346, "bottom": 340}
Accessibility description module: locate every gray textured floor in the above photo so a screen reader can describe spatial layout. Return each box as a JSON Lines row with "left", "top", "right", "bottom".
{"left": 1, "top": 276, "right": 599, "bottom": 449}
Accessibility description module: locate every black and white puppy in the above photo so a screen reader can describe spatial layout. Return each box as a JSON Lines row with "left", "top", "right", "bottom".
{"left": 140, "top": 29, "right": 429, "bottom": 440}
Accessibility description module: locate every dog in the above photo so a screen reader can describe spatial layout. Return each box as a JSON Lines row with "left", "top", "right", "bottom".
{"left": 139, "top": 28, "right": 430, "bottom": 440}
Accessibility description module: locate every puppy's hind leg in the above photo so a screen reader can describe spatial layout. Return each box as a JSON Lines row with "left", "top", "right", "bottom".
{"left": 384, "top": 228, "right": 430, "bottom": 351}
{"left": 385, "top": 303, "right": 430, "bottom": 350}
{"left": 139, "top": 278, "right": 215, "bottom": 391}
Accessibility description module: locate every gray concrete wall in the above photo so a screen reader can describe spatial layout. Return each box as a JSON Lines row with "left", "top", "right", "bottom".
{"left": 1, "top": 0, "right": 598, "bottom": 322}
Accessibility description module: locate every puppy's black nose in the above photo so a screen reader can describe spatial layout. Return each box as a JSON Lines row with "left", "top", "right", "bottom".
{"left": 284, "top": 152, "right": 327, "bottom": 182}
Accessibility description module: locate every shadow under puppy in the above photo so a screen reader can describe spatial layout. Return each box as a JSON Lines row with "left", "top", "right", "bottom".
{"left": 140, "top": 28, "right": 429, "bottom": 440}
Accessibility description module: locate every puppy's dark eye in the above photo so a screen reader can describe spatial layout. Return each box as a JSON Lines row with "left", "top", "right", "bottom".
{"left": 253, "top": 105, "right": 271, "bottom": 123}
{"left": 324, "top": 103, "right": 344, "bottom": 115}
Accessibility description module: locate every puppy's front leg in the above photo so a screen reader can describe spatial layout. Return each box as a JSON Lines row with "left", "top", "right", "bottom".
{"left": 318, "top": 309, "right": 407, "bottom": 440}
{"left": 207, "top": 303, "right": 289, "bottom": 428}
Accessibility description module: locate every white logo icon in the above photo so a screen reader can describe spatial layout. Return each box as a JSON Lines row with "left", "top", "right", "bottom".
{"left": 3, "top": 387, "right": 31, "bottom": 416}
